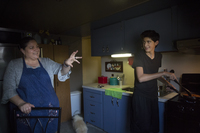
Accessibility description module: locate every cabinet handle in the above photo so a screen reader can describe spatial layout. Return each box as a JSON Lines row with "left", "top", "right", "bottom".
{"left": 102, "top": 46, "right": 105, "bottom": 52}
{"left": 90, "top": 96, "right": 95, "bottom": 98}
{"left": 90, "top": 104, "right": 95, "bottom": 106}
{"left": 111, "top": 98, "right": 114, "bottom": 106}
{"left": 106, "top": 46, "right": 109, "bottom": 52}
{"left": 90, "top": 112, "right": 95, "bottom": 114}
{"left": 117, "top": 99, "right": 119, "bottom": 107}
{"left": 91, "top": 120, "right": 95, "bottom": 123}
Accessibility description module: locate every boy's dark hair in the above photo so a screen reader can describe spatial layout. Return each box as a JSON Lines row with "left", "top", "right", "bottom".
{"left": 19, "top": 37, "right": 36, "bottom": 50}
{"left": 140, "top": 30, "right": 160, "bottom": 42}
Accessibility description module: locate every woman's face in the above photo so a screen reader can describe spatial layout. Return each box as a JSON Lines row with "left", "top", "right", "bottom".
{"left": 142, "top": 37, "right": 158, "bottom": 53}
{"left": 21, "top": 40, "right": 40, "bottom": 60}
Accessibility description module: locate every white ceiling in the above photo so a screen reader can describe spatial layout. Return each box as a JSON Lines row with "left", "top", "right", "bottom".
{"left": 0, "top": 0, "right": 148, "bottom": 36}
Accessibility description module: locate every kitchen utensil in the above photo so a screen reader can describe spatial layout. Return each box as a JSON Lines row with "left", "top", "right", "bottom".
{"left": 167, "top": 79, "right": 200, "bottom": 103}
{"left": 168, "top": 85, "right": 199, "bottom": 104}
{"left": 174, "top": 79, "right": 192, "bottom": 97}
{"left": 170, "top": 69, "right": 195, "bottom": 97}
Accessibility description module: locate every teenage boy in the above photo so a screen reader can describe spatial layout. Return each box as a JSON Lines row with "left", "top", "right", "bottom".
{"left": 131, "top": 30, "right": 177, "bottom": 133}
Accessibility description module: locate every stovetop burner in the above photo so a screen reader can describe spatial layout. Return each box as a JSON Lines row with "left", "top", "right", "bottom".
{"left": 167, "top": 95, "right": 200, "bottom": 118}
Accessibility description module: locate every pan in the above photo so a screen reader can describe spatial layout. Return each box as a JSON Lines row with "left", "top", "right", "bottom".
{"left": 167, "top": 80, "right": 200, "bottom": 103}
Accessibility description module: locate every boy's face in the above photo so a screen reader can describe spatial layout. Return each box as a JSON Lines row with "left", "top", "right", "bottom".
{"left": 142, "top": 37, "right": 159, "bottom": 53}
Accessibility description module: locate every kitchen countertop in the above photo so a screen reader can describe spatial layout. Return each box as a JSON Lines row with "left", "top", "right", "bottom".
{"left": 82, "top": 83, "right": 178, "bottom": 102}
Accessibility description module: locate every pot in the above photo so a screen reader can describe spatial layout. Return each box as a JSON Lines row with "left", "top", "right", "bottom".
{"left": 109, "top": 78, "right": 119, "bottom": 85}
{"left": 168, "top": 80, "right": 200, "bottom": 103}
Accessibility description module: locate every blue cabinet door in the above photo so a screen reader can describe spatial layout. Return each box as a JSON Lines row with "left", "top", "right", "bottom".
{"left": 91, "top": 22, "right": 124, "bottom": 56}
{"left": 125, "top": 8, "right": 176, "bottom": 53}
{"left": 116, "top": 96, "right": 131, "bottom": 133}
{"left": 104, "top": 93, "right": 131, "bottom": 133}
{"left": 158, "top": 102, "right": 165, "bottom": 133}
{"left": 103, "top": 95, "right": 116, "bottom": 133}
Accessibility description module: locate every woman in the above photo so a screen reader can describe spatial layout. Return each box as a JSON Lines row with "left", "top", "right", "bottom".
{"left": 1, "top": 37, "right": 82, "bottom": 133}
{"left": 131, "top": 30, "right": 177, "bottom": 133}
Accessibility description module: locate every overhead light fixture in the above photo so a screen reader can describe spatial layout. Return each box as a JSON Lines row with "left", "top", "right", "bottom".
{"left": 111, "top": 53, "right": 132, "bottom": 58}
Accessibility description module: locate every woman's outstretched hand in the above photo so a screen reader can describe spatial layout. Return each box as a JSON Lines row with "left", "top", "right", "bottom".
{"left": 64, "top": 50, "right": 82, "bottom": 68}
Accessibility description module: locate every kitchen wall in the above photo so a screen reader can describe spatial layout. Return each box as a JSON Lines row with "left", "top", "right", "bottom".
{"left": 159, "top": 52, "right": 200, "bottom": 90}
{"left": 81, "top": 36, "right": 101, "bottom": 113}
{"left": 160, "top": 52, "right": 200, "bottom": 77}
{"left": 82, "top": 36, "right": 101, "bottom": 85}
{"left": 101, "top": 52, "right": 200, "bottom": 90}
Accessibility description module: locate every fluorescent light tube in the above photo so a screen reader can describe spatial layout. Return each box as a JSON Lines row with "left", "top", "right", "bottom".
{"left": 111, "top": 53, "right": 132, "bottom": 58}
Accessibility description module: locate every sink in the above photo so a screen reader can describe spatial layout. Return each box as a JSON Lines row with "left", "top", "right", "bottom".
{"left": 159, "top": 91, "right": 172, "bottom": 97}
{"left": 122, "top": 87, "right": 134, "bottom": 92}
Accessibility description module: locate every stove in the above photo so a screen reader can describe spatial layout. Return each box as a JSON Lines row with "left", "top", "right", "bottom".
{"left": 165, "top": 73, "right": 200, "bottom": 133}
{"left": 167, "top": 95, "right": 200, "bottom": 119}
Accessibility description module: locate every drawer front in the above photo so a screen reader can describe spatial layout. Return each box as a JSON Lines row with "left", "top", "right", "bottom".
{"left": 83, "top": 88, "right": 103, "bottom": 129}
{"left": 85, "top": 100, "right": 102, "bottom": 119}
{"left": 85, "top": 114, "right": 102, "bottom": 129}
{"left": 84, "top": 91, "right": 102, "bottom": 103}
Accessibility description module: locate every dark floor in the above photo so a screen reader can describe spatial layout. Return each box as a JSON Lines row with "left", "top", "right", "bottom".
{"left": 60, "top": 120, "right": 106, "bottom": 133}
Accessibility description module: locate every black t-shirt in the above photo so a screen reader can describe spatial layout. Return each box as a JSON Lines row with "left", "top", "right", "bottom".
{"left": 132, "top": 50, "right": 162, "bottom": 98}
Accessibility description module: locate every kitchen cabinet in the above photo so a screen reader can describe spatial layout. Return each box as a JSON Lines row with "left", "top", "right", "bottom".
{"left": 125, "top": 8, "right": 177, "bottom": 53}
{"left": 172, "top": 2, "right": 200, "bottom": 40}
{"left": 91, "top": 8, "right": 177, "bottom": 56}
{"left": 39, "top": 44, "right": 54, "bottom": 59}
{"left": 83, "top": 87, "right": 104, "bottom": 129}
{"left": 82, "top": 84, "right": 178, "bottom": 133}
{"left": 158, "top": 102, "right": 165, "bottom": 133}
{"left": 103, "top": 93, "right": 131, "bottom": 133}
{"left": 39, "top": 44, "right": 71, "bottom": 122}
{"left": 91, "top": 22, "right": 125, "bottom": 56}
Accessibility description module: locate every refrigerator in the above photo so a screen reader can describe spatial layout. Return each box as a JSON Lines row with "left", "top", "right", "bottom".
{"left": 0, "top": 43, "right": 22, "bottom": 133}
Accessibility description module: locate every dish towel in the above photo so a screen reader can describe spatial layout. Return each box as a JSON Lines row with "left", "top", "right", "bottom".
{"left": 105, "top": 88, "right": 126, "bottom": 99}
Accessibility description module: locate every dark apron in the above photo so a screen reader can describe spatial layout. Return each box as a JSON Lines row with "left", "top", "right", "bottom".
{"left": 10, "top": 58, "right": 59, "bottom": 133}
